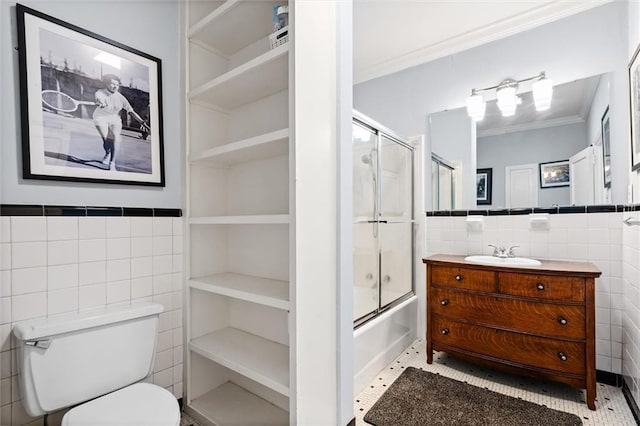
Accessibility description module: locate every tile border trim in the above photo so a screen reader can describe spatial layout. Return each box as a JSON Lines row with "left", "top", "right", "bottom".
{"left": 622, "top": 379, "right": 640, "bottom": 425}
{"left": 426, "top": 204, "right": 635, "bottom": 217}
{"left": 596, "top": 369, "right": 623, "bottom": 387}
{"left": 1, "top": 204, "right": 182, "bottom": 217}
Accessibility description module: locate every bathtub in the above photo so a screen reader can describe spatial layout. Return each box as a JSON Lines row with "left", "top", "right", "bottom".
{"left": 353, "top": 295, "right": 418, "bottom": 395}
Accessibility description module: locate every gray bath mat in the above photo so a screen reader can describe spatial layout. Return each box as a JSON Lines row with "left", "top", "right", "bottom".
{"left": 364, "top": 367, "right": 582, "bottom": 425}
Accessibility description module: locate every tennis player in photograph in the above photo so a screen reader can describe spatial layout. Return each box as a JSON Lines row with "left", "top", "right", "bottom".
{"left": 93, "top": 73, "right": 150, "bottom": 171}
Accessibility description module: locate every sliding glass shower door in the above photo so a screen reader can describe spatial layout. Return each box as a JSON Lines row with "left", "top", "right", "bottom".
{"left": 353, "top": 113, "right": 414, "bottom": 327}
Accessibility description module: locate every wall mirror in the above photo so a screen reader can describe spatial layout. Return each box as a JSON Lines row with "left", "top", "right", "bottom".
{"left": 353, "top": 2, "right": 629, "bottom": 210}
{"left": 430, "top": 73, "right": 610, "bottom": 209}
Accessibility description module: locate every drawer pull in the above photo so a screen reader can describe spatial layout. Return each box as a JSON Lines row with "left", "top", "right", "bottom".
{"left": 441, "top": 299, "right": 449, "bottom": 306}
{"left": 536, "top": 283, "right": 545, "bottom": 291}
{"left": 441, "top": 328, "right": 449, "bottom": 335}
{"left": 558, "top": 352, "right": 568, "bottom": 361}
{"left": 455, "top": 274, "right": 463, "bottom": 281}
{"left": 557, "top": 317, "right": 568, "bottom": 326}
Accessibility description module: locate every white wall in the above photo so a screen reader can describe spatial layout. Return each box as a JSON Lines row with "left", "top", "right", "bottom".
{"left": 354, "top": 2, "right": 629, "bottom": 206}
{"left": 478, "top": 122, "right": 588, "bottom": 208}
{"left": 623, "top": 0, "right": 640, "bottom": 413}
{"left": 587, "top": 74, "right": 612, "bottom": 146}
{"left": 0, "top": 1, "right": 183, "bottom": 208}
{"left": 336, "top": 1, "right": 354, "bottom": 425}
{"left": 429, "top": 109, "right": 476, "bottom": 209}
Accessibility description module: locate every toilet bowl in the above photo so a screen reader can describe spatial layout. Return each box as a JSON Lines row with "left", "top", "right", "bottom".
{"left": 62, "top": 383, "right": 179, "bottom": 426}
{"left": 13, "top": 303, "right": 180, "bottom": 424}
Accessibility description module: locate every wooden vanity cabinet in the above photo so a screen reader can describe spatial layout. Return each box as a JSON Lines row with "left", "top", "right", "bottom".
{"left": 424, "top": 254, "right": 601, "bottom": 410}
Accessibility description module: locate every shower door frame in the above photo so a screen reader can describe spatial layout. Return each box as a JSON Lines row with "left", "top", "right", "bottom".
{"left": 353, "top": 111, "right": 416, "bottom": 328}
{"left": 431, "top": 153, "right": 456, "bottom": 211}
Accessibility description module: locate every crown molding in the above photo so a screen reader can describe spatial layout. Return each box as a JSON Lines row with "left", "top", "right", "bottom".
{"left": 355, "top": 0, "right": 613, "bottom": 84}
{"left": 477, "top": 115, "right": 584, "bottom": 138}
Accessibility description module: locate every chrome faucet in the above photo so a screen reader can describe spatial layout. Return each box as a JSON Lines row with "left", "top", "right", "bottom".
{"left": 507, "top": 245, "right": 520, "bottom": 258}
{"left": 488, "top": 244, "right": 519, "bottom": 258}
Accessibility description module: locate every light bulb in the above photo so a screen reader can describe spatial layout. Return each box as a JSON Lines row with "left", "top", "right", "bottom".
{"left": 533, "top": 77, "right": 553, "bottom": 111}
{"left": 497, "top": 86, "right": 517, "bottom": 117}
{"left": 466, "top": 93, "right": 485, "bottom": 121}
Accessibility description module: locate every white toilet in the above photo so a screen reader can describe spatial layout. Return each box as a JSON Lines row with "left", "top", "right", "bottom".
{"left": 13, "top": 302, "right": 180, "bottom": 425}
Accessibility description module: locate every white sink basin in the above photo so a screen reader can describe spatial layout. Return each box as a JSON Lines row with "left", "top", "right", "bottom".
{"left": 464, "top": 255, "right": 541, "bottom": 267}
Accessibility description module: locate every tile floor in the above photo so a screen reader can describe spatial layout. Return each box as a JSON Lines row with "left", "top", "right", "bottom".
{"left": 355, "top": 339, "right": 637, "bottom": 426}
{"left": 180, "top": 339, "right": 637, "bottom": 426}
{"left": 180, "top": 411, "right": 200, "bottom": 426}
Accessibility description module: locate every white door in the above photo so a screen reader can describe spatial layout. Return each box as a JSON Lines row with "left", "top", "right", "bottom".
{"left": 570, "top": 146, "right": 599, "bottom": 205}
{"left": 505, "top": 164, "right": 538, "bottom": 208}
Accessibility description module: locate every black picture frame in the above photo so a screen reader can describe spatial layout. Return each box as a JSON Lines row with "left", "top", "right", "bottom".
{"left": 601, "top": 106, "right": 611, "bottom": 188}
{"left": 539, "top": 160, "right": 570, "bottom": 188}
{"left": 630, "top": 42, "right": 640, "bottom": 171}
{"left": 476, "top": 168, "right": 492, "bottom": 205}
{"left": 16, "top": 4, "right": 165, "bottom": 186}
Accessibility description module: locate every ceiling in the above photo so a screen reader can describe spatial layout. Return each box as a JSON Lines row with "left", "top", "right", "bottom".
{"left": 475, "top": 75, "right": 601, "bottom": 137}
{"left": 353, "top": 1, "right": 611, "bottom": 135}
{"left": 353, "top": 0, "right": 613, "bottom": 84}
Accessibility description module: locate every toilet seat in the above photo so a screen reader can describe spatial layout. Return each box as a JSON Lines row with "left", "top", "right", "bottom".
{"left": 61, "top": 383, "right": 180, "bottom": 426}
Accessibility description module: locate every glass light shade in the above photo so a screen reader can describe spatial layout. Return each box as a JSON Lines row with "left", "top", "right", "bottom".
{"left": 466, "top": 94, "right": 486, "bottom": 121}
{"left": 532, "top": 77, "right": 553, "bottom": 111}
{"left": 496, "top": 86, "right": 517, "bottom": 117}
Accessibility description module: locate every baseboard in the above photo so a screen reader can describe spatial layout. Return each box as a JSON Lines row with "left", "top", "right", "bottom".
{"left": 622, "top": 379, "right": 640, "bottom": 425}
{"left": 596, "top": 369, "right": 623, "bottom": 387}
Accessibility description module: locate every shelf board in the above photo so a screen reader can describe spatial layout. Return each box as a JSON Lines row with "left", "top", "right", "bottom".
{"left": 190, "top": 272, "right": 289, "bottom": 310}
{"left": 190, "top": 328, "right": 290, "bottom": 396}
{"left": 190, "top": 128, "right": 289, "bottom": 165}
{"left": 189, "top": 45, "right": 288, "bottom": 110}
{"left": 188, "top": 0, "right": 276, "bottom": 57}
{"left": 189, "top": 381, "right": 288, "bottom": 426}
{"left": 189, "top": 215, "right": 289, "bottom": 225}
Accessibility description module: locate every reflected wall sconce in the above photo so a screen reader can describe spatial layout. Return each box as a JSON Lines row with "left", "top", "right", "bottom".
{"left": 466, "top": 72, "right": 553, "bottom": 121}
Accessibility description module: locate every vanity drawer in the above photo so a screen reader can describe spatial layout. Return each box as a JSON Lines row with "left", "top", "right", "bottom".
{"left": 430, "top": 265, "right": 495, "bottom": 292}
{"left": 431, "top": 287, "right": 586, "bottom": 339}
{"left": 498, "top": 272, "right": 585, "bottom": 302}
{"left": 431, "top": 316, "right": 585, "bottom": 375}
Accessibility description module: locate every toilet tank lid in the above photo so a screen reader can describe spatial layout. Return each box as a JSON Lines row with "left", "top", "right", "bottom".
{"left": 13, "top": 303, "right": 163, "bottom": 341}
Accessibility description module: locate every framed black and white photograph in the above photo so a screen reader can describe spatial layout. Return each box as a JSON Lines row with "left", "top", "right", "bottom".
{"left": 539, "top": 160, "right": 570, "bottom": 188}
{"left": 601, "top": 106, "right": 611, "bottom": 188}
{"left": 16, "top": 4, "right": 165, "bottom": 186}
{"left": 630, "top": 43, "right": 640, "bottom": 171}
{"left": 476, "top": 168, "right": 492, "bottom": 205}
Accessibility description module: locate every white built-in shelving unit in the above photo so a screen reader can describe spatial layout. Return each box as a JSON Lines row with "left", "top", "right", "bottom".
{"left": 184, "top": 1, "right": 291, "bottom": 424}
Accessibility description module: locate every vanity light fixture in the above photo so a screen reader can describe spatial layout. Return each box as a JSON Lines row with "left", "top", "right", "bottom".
{"left": 466, "top": 72, "right": 553, "bottom": 121}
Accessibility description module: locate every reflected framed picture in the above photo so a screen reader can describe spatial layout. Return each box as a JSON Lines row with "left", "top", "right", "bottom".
{"left": 16, "top": 4, "right": 165, "bottom": 186}
{"left": 476, "top": 168, "right": 492, "bottom": 205}
{"left": 539, "top": 160, "right": 570, "bottom": 188}
{"left": 601, "top": 106, "right": 611, "bottom": 188}
{"left": 630, "top": 42, "right": 640, "bottom": 171}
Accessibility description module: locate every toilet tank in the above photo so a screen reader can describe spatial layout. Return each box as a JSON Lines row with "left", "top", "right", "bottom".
{"left": 13, "top": 303, "right": 163, "bottom": 417}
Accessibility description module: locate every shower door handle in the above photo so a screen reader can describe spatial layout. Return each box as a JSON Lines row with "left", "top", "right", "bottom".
{"left": 383, "top": 219, "right": 416, "bottom": 224}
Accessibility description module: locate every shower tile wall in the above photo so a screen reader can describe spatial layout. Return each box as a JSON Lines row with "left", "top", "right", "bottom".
{"left": 425, "top": 212, "right": 624, "bottom": 375}
{"left": 0, "top": 216, "right": 184, "bottom": 426}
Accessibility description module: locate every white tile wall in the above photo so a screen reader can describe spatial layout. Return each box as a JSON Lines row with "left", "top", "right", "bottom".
{"left": 0, "top": 215, "right": 184, "bottom": 426}
{"left": 622, "top": 209, "right": 640, "bottom": 411}
{"left": 426, "top": 211, "right": 625, "bottom": 375}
